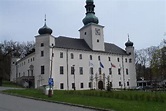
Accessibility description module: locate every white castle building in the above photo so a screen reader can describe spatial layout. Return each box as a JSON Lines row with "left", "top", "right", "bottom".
{"left": 10, "top": 0, "right": 137, "bottom": 90}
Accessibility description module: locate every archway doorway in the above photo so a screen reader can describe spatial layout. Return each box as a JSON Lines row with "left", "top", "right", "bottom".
{"left": 98, "top": 81, "right": 104, "bottom": 90}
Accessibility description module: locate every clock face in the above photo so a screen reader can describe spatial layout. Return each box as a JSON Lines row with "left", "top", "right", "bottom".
{"left": 95, "top": 28, "right": 101, "bottom": 35}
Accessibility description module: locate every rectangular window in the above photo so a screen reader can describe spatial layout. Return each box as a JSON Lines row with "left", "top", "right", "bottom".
{"left": 117, "top": 58, "right": 120, "bottom": 62}
{"left": 118, "top": 68, "right": 121, "bottom": 75}
{"left": 79, "top": 67, "right": 83, "bottom": 75}
{"left": 119, "top": 82, "right": 122, "bottom": 86}
{"left": 126, "top": 68, "right": 128, "bottom": 75}
{"left": 90, "top": 55, "right": 92, "bottom": 60}
{"left": 79, "top": 54, "right": 82, "bottom": 59}
{"left": 60, "top": 52, "right": 63, "bottom": 58}
{"left": 60, "top": 83, "right": 64, "bottom": 89}
{"left": 41, "top": 66, "right": 45, "bottom": 74}
{"left": 52, "top": 53, "right": 54, "bottom": 57}
{"left": 125, "top": 58, "right": 127, "bottom": 63}
{"left": 90, "top": 67, "right": 93, "bottom": 74}
{"left": 127, "top": 82, "right": 129, "bottom": 86}
{"left": 41, "top": 51, "right": 44, "bottom": 57}
{"left": 108, "top": 57, "right": 111, "bottom": 61}
{"left": 109, "top": 68, "right": 112, "bottom": 75}
{"left": 89, "top": 82, "right": 92, "bottom": 88}
{"left": 81, "top": 83, "right": 84, "bottom": 88}
{"left": 71, "top": 53, "right": 74, "bottom": 59}
{"left": 129, "top": 58, "right": 132, "bottom": 63}
{"left": 71, "top": 66, "right": 75, "bottom": 75}
{"left": 98, "top": 56, "right": 100, "bottom": 61}
{"left": 41, "top": 43, "right": 44, "bottom": 47}
{"left": 99, "top": 68, "right": 102, "bottom": 74}
{"left": 72, "top": 83, "right": 75, "bottom": 89}
{"left": 60, "top": 66, "right": 64, "bottom": 74}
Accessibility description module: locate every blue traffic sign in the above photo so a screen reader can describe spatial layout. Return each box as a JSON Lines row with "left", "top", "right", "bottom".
{"left": 48, "top": 78, "right": 54, "bottom": 86}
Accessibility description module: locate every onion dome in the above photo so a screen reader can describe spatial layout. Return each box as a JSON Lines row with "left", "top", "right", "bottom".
{"left": 82, "top": 0, "right": 99, "bottom": 25}
{"left": 125, "top": 36, "right": 134, "bottom": 47}
{"left": 38, "top": 16, "right": 52, "bottom": 35}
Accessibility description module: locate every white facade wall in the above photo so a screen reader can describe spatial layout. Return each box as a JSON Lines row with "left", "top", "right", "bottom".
{"left": 51, "top": 47, "right": 136, "bottom": 90}
{"left": 17, "top": 53, "right": 35, "bottom": 78}
{"left": 10, "top": 38, "right": 137, "bottom": 90}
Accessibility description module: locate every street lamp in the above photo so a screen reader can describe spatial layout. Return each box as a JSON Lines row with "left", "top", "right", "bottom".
{"left": 72, "top": 65, "right": 76, "bottom": 90}
{"left": 48, "top": 44, "right": 54, "bottom": 97}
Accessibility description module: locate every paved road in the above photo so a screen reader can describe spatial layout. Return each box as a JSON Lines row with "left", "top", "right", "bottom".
{"left": 0, "top": 87, "right": 97, "bottom": 111}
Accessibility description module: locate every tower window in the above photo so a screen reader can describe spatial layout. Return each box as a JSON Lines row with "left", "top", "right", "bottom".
{"left": 60, "top": 66, "right": 64, "bottom": 74}
{"left": 90, "top": 55, "right": 92, "bottom": 60}
{"left": 41, "top": 66, "right": 45, "bottom": 74}
{"left": 97, "top": 39, "right": 99, "bottom": 42}
{"left": 84, "top": 32, "right": 86, "bottom": 35}
{"left": 41, "top": 43, "right": 44, "bottom": 47}
{"left": 41, "top": 51, "right": 44, "bottom": 57}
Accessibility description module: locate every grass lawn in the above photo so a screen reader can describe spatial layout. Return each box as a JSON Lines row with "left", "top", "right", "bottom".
{"left": 2, "top": 89, "right": 166, "bottom": 111}
{"left": 2, "top": 81, "right": 22, "bottom": 88}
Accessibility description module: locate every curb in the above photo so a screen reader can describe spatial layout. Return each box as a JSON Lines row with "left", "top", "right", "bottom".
{"left": 1, "top": 92, "right": 114, "bottom": 111}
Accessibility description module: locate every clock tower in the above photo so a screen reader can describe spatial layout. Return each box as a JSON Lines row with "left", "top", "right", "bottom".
{"left": 79, "top": 0, "right": 105, "bottom": 51}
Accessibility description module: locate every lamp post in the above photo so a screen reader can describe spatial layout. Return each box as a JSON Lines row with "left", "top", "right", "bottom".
{"left": 48, "top": 45, "right": 54, "bottom": 97}
{"left": 72, "top": 65, "right": 76, "bottom": 90}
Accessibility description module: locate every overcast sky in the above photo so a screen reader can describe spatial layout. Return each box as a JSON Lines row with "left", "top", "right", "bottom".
{"left": 0, "top": 0, "right": 166, "bottom": 50}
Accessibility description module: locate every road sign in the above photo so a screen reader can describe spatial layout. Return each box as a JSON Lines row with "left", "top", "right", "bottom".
{"left": 48, "top": 78, "right": 54, "bottom": 86}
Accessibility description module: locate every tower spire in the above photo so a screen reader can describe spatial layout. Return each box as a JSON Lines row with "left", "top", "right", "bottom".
{"left": 82, "top": 0, "right": 99, "bottom": 25}
{"left": 38, "top": 14, "right": 53, "bottom": 35}
{"left": 125, "top": 34, "right": 133, "bottom": 47}
{"left": 44, "top": 14, "right": 46, "bottom": 24}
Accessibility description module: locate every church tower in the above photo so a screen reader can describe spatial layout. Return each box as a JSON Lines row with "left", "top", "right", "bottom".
{"left": 79, "top": 0, "right": 105, "bottom": 51}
